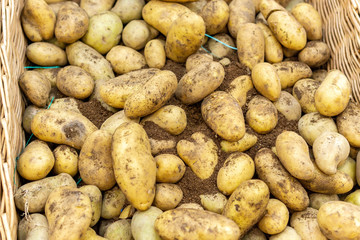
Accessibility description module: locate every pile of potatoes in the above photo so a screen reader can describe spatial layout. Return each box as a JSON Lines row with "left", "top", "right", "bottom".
{"left": 16, "top": 0, "right": 360, "bottom": 239}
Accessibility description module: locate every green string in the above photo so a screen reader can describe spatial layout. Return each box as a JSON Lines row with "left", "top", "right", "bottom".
{"left": 24, "top": 66, "right": 60, "bottom": 69}
{"left": 76, "top": 178, "right": 82, "bottom": 185}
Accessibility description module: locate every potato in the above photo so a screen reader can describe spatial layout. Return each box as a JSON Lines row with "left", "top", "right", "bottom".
{"left": 207, "top": 34, "right": 236, "bottom": 58}
{"left": 21, "top": 0, "right": 56, "bottom": 42}
{"left": 315, "top": 70, "right": 351, "bottom": 116}
{"left": 99, "top": 220, "right": 116, "bottom": 237}
{"left": 312, "top": 69, "right": 328, "bottom": 81}
{"left": 18, "top": 214, "right": 49, "bottom": 240}
{"left": 34, "top": 68, "right": 60, "bottom": 87}
{"left": 274, "top": 91, "right": 301, "bottom": 121}
{"left": 79, "top": 185, "right": 102, "bottom": 227}
{"left": 112, "top": 122, "right": 156, "bottom": 210}
{"left": 317, "top": 201, "right": 360, "bottom": 240}
{"left": 155, "top": 154, "right": 186, "bottom": 183}
{"left": 357, "top": 152, "right": 360, "bottom": 185}
{"left": 101, "top": 110, "right": 139, "bottom": 134}
{"left": 177, "top": 132, "right": 218, "bottom": 180}
{"left": 176, "top": 61, "right": 225, "bottom": 104}
{"left": 26, "top": 42, "right": 67, "bottom": 66}
{"left": 177, "top": 203, "right": 204, "bottom": 210}
{"left": 220, "top": 132, "right": 258, "bottom": 153}
{"left": 237, "top": 23, "right": 264, "bottom": 70}
{"left": 200, "top": 0, "right": 229, "bottom": 35}
{"left": 273, "top": 61, "right": 312, "bottom": 89}
{"left": 242, "top": 228, "right": 267, "bottom": 240}
{"left": 66, "top": 41, "right": 115, "bottom": 81}
{"left": 22, "top": 105, "right": 43, "bottom": 133}
{"left": 14, "top": 173, "right": 76, "bottom": 213}
{"left": 200, "top": 193, "right": 227, "bottom": 214}
{"left": 53, "top": 145, "right": 78, "bottom": 177}
{"left": 276, "top": 131, "right": 314, "bottom": 180}
{"left": 106, "top": 46, "right": 146, "bottom": 74}
{"left": 101, "top": 186, "right": 126, "bottom": 219}
{"left": 19, "top": 71, "right": 51, "bottom": 108}
{"left": 150, "top": 139, "right": 177, "bottom": 155}
{"left": 254, "top": 148, "right": 309, "bottom": 211}
{"left": 49, "top": 97, "right": 81, "bottom": 113}
{"left": 290, "top": 207, "right": 326, "bottom": 240}
{"left": 309, "top": 193, "right": 339, "bottom": 210}
{"left": 122, "top": 20, "right": 152, "bottom": 50}
{"left": 154, "top": 183, "right": 183, "bottom": 211}
{"left": 79, "top": 130, "right": 116, "bottom": 191}
{"left": 292, "top": 78, "right": 321, "bottom": 113}
{"left": 226, "top": 75, "right": 253, "bottom": 107}
{"left": 223, "top": 180, "right": 269, "bottom": 237}
{"left": 155, "top": 208, "right": 240, "bottom": 240}
{"left": 291, "top": 3, "right": 322, "bottom": 40}
{"left": 31, "top": 109, "right": 98, "bottom": 149}
{"left": 257, "top": 22, "right": 283, "bottom": 63}
{"left": 269, "top": 226, "right": 301, "bottom": 240}
{"left": 252, "top": 62, "right": 281, "bottom": 101}
{"left": 131, "top": 206, "right": 162, "bottom": 240}
{"left": 81, "top": 0, "right": 115, "bottom": 17}
{"left": 104, "top": 220, "right": 132, "bottom": 240}
{"left": 82, "top": 228, "right": 107, "bottom": 240}
{"left": 165, "top": 11, "right": 205, "bottom": 62}
{"left": 282, "top": 46, "right": 299, "bottom": 58}
{"left": 246, "top": 95, "right": 278, "bottom": 134}
{"left": 313, "top": 132, "right": 350, "bottom": 175}
{"left": 56, "top": 66, "right": 94, "bottom": 99}
{"left": 298, "top": 41, "right": 330, "bottom": 68}
{"left": 111, "top": 0, "right": 144, "bottom": 24}
{"left": 202, "top": 91, "right": 245, "bottom": 141}
{"left": 217, "top": 152, "right": 255, "bottom": 195}
{"left": 345, "top": 190, "right": 360, "bottom": 206}
{"left": 55, "top": 2, "right": 88, "bottom": 43}
{"left": 259, "top": 0, "right": 285, "bottom": 18}
{"left": 258, "top": 199, "right": 289, "bottom": 235}
{"left": 185, "top": 53, "right": 213, "bottom": 72}
{"left": 337, "top": 102, "right": 360, "bottom": 147}
{"left": 228, "top": 0, "right": 255, "bottom": 38}
{"left": 145, "top": 39, "right": 166, "bottom": 69}
{"left": 338, "top": 157, "right": 356, "bottom": 184}
{"left": 141, "top": 105, "right": 187, "bottom": 135}
{"left": 45, "top": 187, "right": 92, "bottom": 240}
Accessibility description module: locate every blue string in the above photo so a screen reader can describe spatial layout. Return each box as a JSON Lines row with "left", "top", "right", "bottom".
{"left": 76, "top": 178, "right": 82, "bottom": 185}
{"left": 205, "top": 33, "right": 238, "bottom": 50}
{"left": 24, "top": 66, "right": 60, "bottom": 69}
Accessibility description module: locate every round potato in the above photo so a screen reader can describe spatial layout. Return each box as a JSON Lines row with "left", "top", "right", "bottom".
{"left": 292, "top": 78, "right": 321, "bottom": 113}
{"left": 18, "top": 214, "right": 49, "bottom": 240}
{"left": 258, "top": 199, "right": 289, "bottom": 235}
{"left": 155, "top": 154, "right": 186, "bottom": 183}
{"left": 228, "top": 0, "right": 255, "bottom": 38}
{"left": 185, "top": 53, "right": 213, "bottom": 72}
{"left": 104, "top": 219, "right": 131, "bottom": 240}
{"left": 273, "top": 61, "right": 312, "bottom": 89}
{"left": 26, "top": 42, "right": 67, "bottom": 67}
{"left": 106, "top": 46, "right": 146, "bottom": 75}
{"left": 22, "top": 105, "right": 43, "bottom": 133}
{"left": 251, "top": 62, "right": 281, "bottom": 101}
{"left": 122, "top": 20, "right": 152, "bottom": 50}
{"left": 53, "top": 145, "right": 78, "bottom": 177}
{"left": 337, "top": 102, "right": 360, "bottom": 147}
{"left": 208, "top": 34, "right": 235, "bottom": 58}
{"left": 200, "top": 0, "right": 229, "bottom": 35}
{"left": 111, "top": 0, "right": 145, "bottom": 24}
{"left": 345, "top": 189, "right": 360, "bottom": 206}
{"left": 312, "top": 69, "right": 328, "bottom": 81}
{"left": 131, "top": 206, "right": 162, "bottom": 240}
{"left": 273, "top": 91, "right": 302, "bottom": 121}
{"left": 145, "top": 39, "right": 166, "bottom": 69}
{"left": 81, "top": 0, "right": 115, "bottom": 17}
{"left": 298, "top": 41, "right": 330, "bottom": 68}
{"left": 309, "top": 193, "right": 339, "bottom": 210}
{"left": 200, "top": 193, "right": 227, "bottom": 214}
{"left": 242, "top": 228, "right": 267, "bottom": 240}
{"left": 101, "top": 186, "right": 126, "bottom": 219}
{"left": 291, "top": 3, "right": 322, "bottom": 40}
{"left": 154, "top": 183, "right": 183, "bottom": 211}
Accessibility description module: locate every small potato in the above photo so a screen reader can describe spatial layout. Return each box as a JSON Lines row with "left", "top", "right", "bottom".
{"left": 274, "top": 91, "right": 301, "bottom": 121}
{"left": 145, "top": 39, "right": 166, "bottom": 69}
{"left": 154, "top": 183, "right": 183, "bottom": 211}
{"left": 217, "top": 152, "right": 255, "bottom": 195}
{"left": 119, "top": 205, "right": 136, "bottom": 219}
{"left": 237, "top": 23, "right": 264, "bottom": 70}
{"left": 242, "top": 228, "right": 267, "bottom": 240}
{"left": 26, "top": 42, "right": 67, "bottom": 66}
{"left": 337, "top": 157, "right": 356, "bottom": 184}
{"left": 345, "top": 189, "right": 360, "bottom": 206}
{"left": 18, "top": 214, "right": 49, "bottom": 240}
{"left": 49, "top": 98, "right": 81, "bottom": 113}
{"left": 53, "top": 145, "right": 78, "bottom": 177}
{"left": 14, "top": 173, "right": 76, "bottom": 213}
{"left": 101, "top": 186, "right": 126, "bottom": 219}
{"left": 56, "top": 66, "right": 94, "bottom": 99}
{"left": 104, "top": 220, "right": 132, "bottom": 240}
{"left": 122, "top": 20, "right": 152, "bottom": 50}
{"left": 290, "top": 207, "right": 326, "bottom": 240}
{"left": 22, "top": 105, "right": 43, "bottom": 133}
{"left": 202, "top": 91, "right": 245, "bottom": 141}
{"left": 150, "top": 139, "right": 177, "bottom": 155}
{"left": 273, "top": 61, "right": 312, "bottom": 89}
{"left": 155, "top": 154, "right": 186, "bottom": 183}
{"left": 112, "top": 0, "right": 145, "bottom": 24}
{"left": 269, "top": 226, "right": 301, "bottom": 240}
{"left": 185, "top": 53, "right": 213, "bottom": 72}
{"left": 55, "top": 2, "right": 89, "bottom": 43}
{"left": 79, "top": 185, "right": 102, "bottom": 227}
{"left": 228, "top": 0, "right": 255, "bottom": 38}
{"left": 208, "top": 34, "right": 235, "bottom": 58}
{"left": 251, "top": 62, "right": 281, "bottom": 101}
{"left": 312, "top": 69, "right": 328, "bottom": 81}
{"left": 246, "top": 95, "right": 278, "bottom": 134}
{"left": 313, "top": 132, "right": 350, "bottom": 175}
{"left": 282, "top": 46, "right": 299, "bottom": 58}
{"left": 276, "top": 131, "right": 314, "bottom": 180}
{"left": 131, "top": 207, "right": 162, "bottom": 240}
{"left": 337, "top": 102, "right": 360, "bottom": 147}
{"left": 315, "top": 70, "right": 351, "bottom": 117}
{"left": 292, "top": 78, "right": 321, "bottom": 113}
{"left": 258, "top": 199, "right": 289, "bottom": 235}
{"left": 101, "top": 110, "right": 139, "bottom": 134}
{"left": 183, "top": 0, "right": 208, "bottom": 14}
{"left": 177, "top": 132, "right": 218, "bottom": 180}
{"left": 99, "top": 220, "right": 116, "bottom": 237}
{"left": 291, "top": 3, "right": 322, "bottom": 40}
{"left": 201, "top": 0, "right": 229, "bottom": 35}
{"left": 220, "top": 132, "right": 258, "bottom": 153}
{"left": 200, "top": 193, "right": 227, "bottom": 214}
{"left": 31, "top": 109, "right": 98, "bottom": 149}
{"left": 176, "top": 61, "right": 225, "bottom": 104}
{"left": 19, "top": 71, "right": 51, "bottom": 107}
{"left": 317, "top": 201, "right": 360, "bottom": 240}
{"left": 82, "top": 11, "right": 123, "bottom": 54}
{"left": 257, "top": 22, "right": 283, "bottom": 63}
{"left": 81, "top": 0, "right": 115, "bottom": 17}
{"left": 309, "top": 193, "right": 339, "bottom": 210}
{"left": 155, "top": 208, "right": 241, "bottom": 240}
{"left": 226, "top": 75, "right": 253, "bottom": 107}
{"left": 17, "top": 140, "right": 54, "bottom": 181}
{"left": 298, "top": 41, "right": 330, "bottom": 68}
{"left": 141, "top": 105, "right": 187, "bottom": 135}
{"left": 298, "top": 112, "right": 338, "bottom": 146}
{"left": 106, "top": 46, "right": 146, "bottom": 75}
{"left": 21, "top": 0, "right": 56, "bottom": 42}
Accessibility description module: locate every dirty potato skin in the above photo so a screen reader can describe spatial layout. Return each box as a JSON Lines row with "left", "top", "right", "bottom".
{"left": 19, "top": 71, "right": 51, "bottom": 107}
{"left": 26, "top": 42, "right": 67, "bottom": 66}
{"left": 273, "top": 61, "right": 313, "bottom": 89}
{"left": 228, "top": 0, "right": 255, "bottom": 38}
{"left": 200, "top": 0, "right": 230, "bottom": 35}
{"left": 292, "top": 78, "right": 321, "bottom": 114}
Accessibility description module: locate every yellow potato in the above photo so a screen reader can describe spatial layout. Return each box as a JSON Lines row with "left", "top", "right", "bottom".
{"left": 79, "top": 185, "right": 102, "bottom": 227}
{"left": 82, "top": 228, "right": 107, "bottom": 240}
{"left": 101, "top": 186, "right": 126, "bottom": 219}
{"left": 292, "top": 78, "right": 321, "bottom": 113}
{"left": 269, "top": 226, "right": 301, "bottom": 240}
{"left": 34, "top": 68, "right": 59, "bottom": 87}
{"left": 131, "top": 207, "right": 162, "bottom": 240}
{"left": 53, "top": 145, "right": 78, "bottom": 177}
{"left": 282, "top": 46, "right": 299, "bottom": 58}
{"left": 177, "top": 203, "right": 204, "bottom": 210}
{"left": 298, "top": 41, "right": 330, "bottom": 68}
{"left": 26, "top": 42, "right": 67, "bottom": 66}
{"left": 309, "top": 193, "right": 339, "bottom": 210}
{"left": 200, "top": 193, "right": 227, "bottom": 214}
{"left": 104, "top": 220, "right": 132, "bottom": 240}
{"left": 259, "top": 0, "right": 285, "bottom": 19}
{"left": 291, "top": 3, "right": 322, "bottom": 40}
{"left": 273, "top": 61, "right": 312, "bottom": 89}
{"left": 154, "top": 183, "right": 183, "bottom": 210}
{"left": 200, "top": 0, "right": 229, "bottom": 35}
{"left": 119, "top": 205, "right": 136, "bottom": 219}
{"left": 251, "top": 62, "right": 281, "bottom": 101}
{"left": 337, "top": 102, "right": 360, "bottom": 147}
{"left": 185, "top": 53, "right": 213, "bottom": 72}
{"left": 338, "top": 157, "right": 356, "bottom": 184}
{"left": 228, "top": 0, "right": 255, "bottom": 38}
{"left": 111, "top": 0, "right": 145, "bottom": 24}
{"left": 145, "top": 39, "right": 166, "bottom": 69}
{"left": 150, "top": 138, "right": 177, "bottom": 155}
{"left": 22, "top": 105, "right": 43, "bottom": 133}
{"left": 19, "top": 71, "right": 51, "bottom": 107}
{"left": 345, "top": 189, "right": 360, "bottom": 206}
{"left": 226, "top": 75, "right": 253, "bottom": 107}
{"left": 106, "top": 46, "right": 146, "bottom": 74}
{"left": 258, "top": 199, "right": 289, "bottom": 235}
{"left": 208, "top": 34, "right": 236, "bottom": 58}
{"left": 290, "top": 207, "right": 326, "bottom": 240}
{"left": 49, "top": 98, "right": 81, "bottom": 113}
{"left": 81, "top": 0, "right": 115, "bottom": 17}
{"left": 122, "top": 20, "right": 152, "bottom": 50}
{"left": 18, "top": 214, "right": 49, "bottom": 240}
{"left": 100, "top": 110, "right": 139, "bottom": 135}
{"left": 273, "top": 91, "right": 301, "bottom": 121}
{"left": 220, "top": 132, "right": 258, "bottom": 153}
{"left": 242, "top": 228, "right": 267, "bottom": 240}
{"left": 155, "top": 154, "right": 186, "bottom": 183}
{"left": 257, "top": 22, "right": 283, "bottom": 63}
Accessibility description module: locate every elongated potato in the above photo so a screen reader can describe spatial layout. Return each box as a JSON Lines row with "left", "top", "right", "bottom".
{"left": 228, "top": 0, "right": 255, "bottom": 38}
{"left": 257, "top": 22, "right": 283, "bottom": 63}
{"left": 273, "top": 61, "right": 312, "bottom": 89}
{"left": 18, "top": 214, "right": 49, "bottom": 240}
{"left": 31, "top": 109, "right": 98, "bottom": 149}
{"left": 259, "top": 0, "right": 285, "bottom": 18}
{"left": 79, "top": 185, "right": 102, "bottom": 227}
{"left": 291, "top": 3, "right": 322, "bottom": 40}
{"left": 145, "top": 39, "right": 166, "bottom": 69}
{"left": 155, "top": 208, "right": 241, "bottom": 240}
{"left": 19, "top": 71, "right": 51, "bottom": 107}
{"left": 200, "top": 193, "right": 227, "bottom": 214}
{"left": 251, "top": 62, "right": 281, "bottom": 101}
{"left": 258, "top": 199, "right": 289, "bottom": 235}
{"left": 298, "top": 41, "right": 330, "bottom": 68}
{"left": 26, "top": 42, "right": 67, "bottom": 66}
{"left": 112, "top": 122, "right": 156, "bottom": 211}
{"left": 337, "top": 102, "right": 360, "bottom": 147}
{"left": 220, "top": 132, "right": 258, "bottom": 153}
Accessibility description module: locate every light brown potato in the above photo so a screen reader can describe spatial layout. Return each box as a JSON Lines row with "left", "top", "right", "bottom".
{"left": 112, "top": 0, "right": 145, "bottom": 24}
{"left": 317, "top": 201, "right": 360, "bottom": 240}
{"left": 315, "top": 70, "right": 351, "bottom": 116}
{"left": 26, "top": 42, "right": 67, "bottom": 66}
{"left": 309, "top": 193, "right": 339, "bottom": 210}
{"left": 131, "top": 207, "right": 162, "bottom": 240}
{"left": 53, "top": 145, "right": 78, "bottom": 177}
{"left": 258, "top": 199, "right": 289, "bottom": 235}
{"left": 312, "top": 69, "right": 328, "bottom": 81}
{"left": 185, "top": 53, "right": 213, "bottom": 72}
{"left": 208, "top": 34, "right": 236, "bottom": 58}
{"left": 274, "top": 91, "right": 301, "bottom": 121}
{"left": 276, "top": 131, "right": 314, "bottom": 180}
{"left": 259, "top": 0, "right": 285, "bottom": 18}
{"left": 155, "top": 154, "right": 186, "bottom": 183}
{"left": 202, "top": 91, "right": 245, "bottom": 141}
{"left": 337, "top": 157, "right": 356, "bottom": 184}
{"left": 45, "top": 187, "right": 92, "bottom": 240}
{"left": 154, "top": 183, "right": 183, "bottom": 210}
{"left": 81, "top": 0, "right": 115, "bottom": 17}
{"left": 82, "top": 228, "right": 107, "bottom": 240}
{"left": 228, "top": 0, "right": 255, "bottom": 38}
{"left": 251, "top": 62, "right": 281, "bottom": 101}
{"left": 49, "top": 97, "right": 81, "bottom": 113}
{"left": 200, "top": 0, "right": 229, "bottom": 35}
{"left": 291, "top": 3, "right": 322, "bottom": 40}
{"left": 337, "top": 102, "right": 360, "bottom": 147}
{"left": 21, "top": 0, "right": 56, "bottom": 42}
{"left": 99, "top": 220, "right": 116, "bottom": 237}
{"left": 200, "top": 193, "right": 227, "bottom": 214}
{"left": 79, "top": 130, "right": 116, "bottom": 191}
{"left": 290, "top": 207, "right": 326, "bottom": 240}
{"left": 22, "top": 105, "right": 43, "bottom": 133}
{"left": 246, "top": 95, "right": 278, "bottom": 134}
{"left": 298, "top": 41, "right": 330, "bottom": 68}
{"left": 237, "top": 23, "right": 265, "bottom": 70}
{"left": 101, "top": 110, "right": 139, "bottom": 134}
{"left": 145, "top": 39, "right": 166, "bottom": 69}
{"left": 106, "top": 46, "right": 146, "bottom": 74}
{"left": 18, "top": 214, "right": 49, "bottom": 240}
{"left": 282, "top": 46, "right": 299, "bottom": 58}
{"left": 242, "top": 227, "right": 267, "bottom": 240}
{"left": 101, "top": 186, "right": 126, "bottom": 219}
{"left": 176, "top": 61, "right": 225, "bottom": 104}
{"left": 255, "top": 148, "right": 309, "bottom": 211}
{"left": 182, "top": 0, "right": 208, "bottom": 14}
{"left": 79, "top": 185, "right": 102, "bottom": 227}
{"left": 226, "top": 75, "right": 253, "bottom": 107}
{"left": 257, "top": 22, "right": 283, "bottom": 63}
{"left": 217, "top": 152, "right": 255, "bottom": 195}
{"left": 273, "top": 61, "right": 312, "bottom": 89}
{"left": 292, "top": 78, "right": 321, "bottom": 113}
{"left": 19, "top": 71, "right": 51, "bottom": 107}
{"left": 104, "top": 220, "right": 132, "bottom": 240}
{"left": 269, "top": 226, "right": 301, "bottom": 240}
{"left": 122, "top": 20, "right": 152, "bottom": 50}
{"left": 220, "top": 132, "right": 258, "bottom": 153}
{"left": 149, "top": 138, "right": 177, "bottom": 155}
{"left": 177, "top": 132, "right": 218, "bottom": 180}
{"left": 34, "top": 68, "right": 60, "bottom": 87}
{"left": 155, "top": 208, "right": 241, "bottom": 240}
{"left": 56, "top": 66, "right": 94, "bottom": 99}
{"left": 14, "top": 173, "right": 76, "bottom": 213}
{"left": 177, "top": 203, "right": 204, "bottom": 210}
{"left": 31, "top": 109, "right": 98, "bottom": 149}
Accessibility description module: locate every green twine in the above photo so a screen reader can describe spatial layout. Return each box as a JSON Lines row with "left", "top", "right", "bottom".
{"left": 24, "top": 66, "right": 60, "bottom": 69}
{"left": 76, "top": 178, "right": 82, "bottom": 185}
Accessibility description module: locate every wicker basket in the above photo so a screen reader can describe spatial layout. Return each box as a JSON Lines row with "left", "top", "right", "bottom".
{"left": 1, "top": 0, "right": 359, "bottom": 239}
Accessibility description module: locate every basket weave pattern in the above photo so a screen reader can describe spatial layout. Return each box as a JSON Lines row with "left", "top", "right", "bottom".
{"left": 1, "top": 0, "right": 360, "bottom": 239}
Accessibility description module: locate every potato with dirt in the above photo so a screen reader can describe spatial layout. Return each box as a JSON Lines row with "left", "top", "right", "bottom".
{"left": 292, "top": 78, "right": 321, "bottom": 113}
{"left": 274, "top": 91, "right": 302, "bottom": 121}
{"left": 337, "top": 102, "right": 360, "bottom": 147}
{"left": 155, "top": 154, "right": 186, "bottom": 183}
{"left": 220, "top": 132, "right": 258, "bottom": 153}
{"left": 273, "top": 61, "right": 312, "bottom": 89}
{"left": 81, "top": 0, "right": 115, "bottom": 17}
{"left": 291, "top": 3, "right": 322, "bottom": 40}
{"left": 145, "top": 39, "right": 166, "bottom": 69}
{"left": 269, "top": 226, "right": 301, "bottom": 240}
{"left": 19, "top": 71, "right": 51, "bottom": 108}
{"left": 101, "top": 110, "right": 139, "bottom": 134}
{"left": 228, "top": 0, "right": 255, "bottom": 38}
{"left": 258, "top": 199, "right": 289, "bottom": 235}
{"left": 200, "top": 193, "right": 227, "bottom": 214}
{"left": 18, "top": 214, "right": 49, "bottom": 240}
{"left": 298, "top": 41, "right": 330, "bottom": 68}
{"left": 53, "top": 145, "right": 78, "bottom": 177}
{"left": 154, "top": 183, "right": 183, "bottom": 210}
{"left": 200, "top": 0, "right": 229, "bottom": 35}
{"left": 26, "top": 42, "right": 67, "bottom": 66}
{"left": 101, "top": 186, "right": 126, "bottom": 219}
{"left": 79, "top": 185, "right": 102, "bottom": 227}
{"left": 112, "top": 0, "right": 145, "bottom": 24}
{"left": 106, "top": 46, "right": 146, "bottom": 75}
{"left": 309, "top": 193, "right": 339, "bottom": 210}
{"left": 226, "top": 75, "right": 253, "bottom": 107}
{"left": 251, "top": 62, "right": 281, "bottom": 101}
{"left": 256, "top": 22, "right": 283, "bottom": 63}
{"left": 104, "top": 220, "right": 132, "bottom": 240}
{"left": 208, "top": 34, "right": 235, "bottom": 58}
{"left": 186, "top": 53, "right": 213, "bottom": 72}
{"left": 22, "top": 105, "right": 43, "bottom": 133}
{"left": 122, "top": 20, "right": 156, "bottom": 50}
